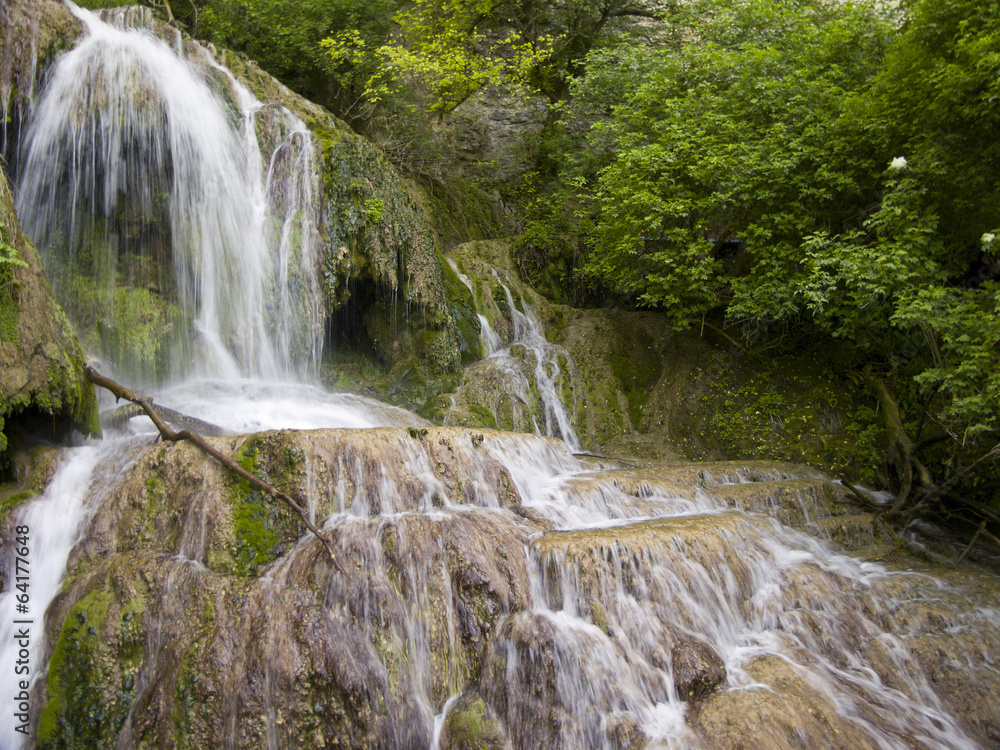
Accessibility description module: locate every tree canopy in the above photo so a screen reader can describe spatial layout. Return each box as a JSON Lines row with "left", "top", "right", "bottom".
{"left": 519, "top": 0, "right": 999, "bottom": 516}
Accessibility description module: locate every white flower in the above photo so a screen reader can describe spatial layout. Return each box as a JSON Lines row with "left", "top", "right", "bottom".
{"left": 982, "top": 232, "right": 996, "bottom": 246}
{"left": 889, "top": 156, "right": 908, "bottom": 171}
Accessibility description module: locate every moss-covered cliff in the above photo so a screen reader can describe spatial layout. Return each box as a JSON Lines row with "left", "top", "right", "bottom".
{"left": 0, "top": 171, "right": 101, "bottom": 501}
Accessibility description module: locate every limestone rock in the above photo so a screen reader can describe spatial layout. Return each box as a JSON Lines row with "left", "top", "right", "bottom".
{"left": 440, "top": 692, "right": 512, "bottom": 750}
{"left": 671, "top": 636, "right": 726, "bottom": 702}
{"left": 39, "top": 427, "right": 540, "bottom": 748}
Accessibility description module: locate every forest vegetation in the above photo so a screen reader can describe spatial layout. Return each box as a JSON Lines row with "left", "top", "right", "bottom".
{"left": 74, "top": 0, "right": 999, "bottom": 539}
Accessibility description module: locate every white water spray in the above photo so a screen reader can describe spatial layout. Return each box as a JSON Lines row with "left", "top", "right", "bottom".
{"left": 446, "top": 258, "right": 580, "bottom": 449}
{"left": 493, "top": 276, "right": 580, "bottom": 450}
{"left": 15, "top": 4, "right": 323, "bottom": 382}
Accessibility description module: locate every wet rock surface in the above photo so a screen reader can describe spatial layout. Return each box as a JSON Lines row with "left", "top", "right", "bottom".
{"left": 19, "top": 430, "right": 1000, "bottom": 749}
{"left": 0, "top": 169, "right": 100, "bottom": 479}
{"left": 439, "top": 691, "right": 512, "bottom": 750}
{"left": 671, "top": 637, "right": 727, "bottom": 702}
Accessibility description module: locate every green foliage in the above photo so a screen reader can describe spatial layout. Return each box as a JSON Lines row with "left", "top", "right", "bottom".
{"left": 318, "top": 0, "right": 674, "bottom": 176}
{"left": 524, "top": 0, "right": 999, "bottom": 505}
{"left": 329, "top": 0, "right": 551, "bottom": 114}
{"left": 0, "top": 214, "right": 27, "bottom": 272}
{"left": 363, "top": 196, "right": 385, "bottom": 224}
{"left": 0, "top": 272, "right": 17, "bottom": 344}
{"left": 565, "top": 0, "right": 891, "bottom": 325}
{"left": 74, "top": 0, "right": 403, "bottom": 117}
{"left": 892, "top": 282, "right": 1000, "bottom": 441}
{"left": 325, "top": 0, "right": 669, "bottom": 115}
{"left": 870, "top": 0, "right": 1000, "bottom": 249}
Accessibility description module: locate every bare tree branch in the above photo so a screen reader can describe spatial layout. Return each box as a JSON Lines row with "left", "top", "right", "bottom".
{"left": 84, "top": 366, "right": 345, "bottom": 573}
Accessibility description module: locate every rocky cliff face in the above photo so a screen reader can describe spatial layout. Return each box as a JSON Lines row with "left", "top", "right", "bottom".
{"left": 0, "top": 169, "right": 100, "bottom": 494}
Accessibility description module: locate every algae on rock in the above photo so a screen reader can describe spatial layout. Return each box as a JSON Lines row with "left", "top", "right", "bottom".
{"left": 0, "top": 170, "right": 100, "bottom": 484}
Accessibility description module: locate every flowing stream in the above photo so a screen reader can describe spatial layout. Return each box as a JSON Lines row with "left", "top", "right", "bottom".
{"left": 2, "top": 4, "right": 1000, "bottom": 750}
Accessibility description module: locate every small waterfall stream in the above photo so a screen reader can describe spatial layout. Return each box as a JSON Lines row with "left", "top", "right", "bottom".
{"left": 2, "top": 4, "right": 999, "bottom": 750}
{"left": 447, "top": 258, "right": 580, "bottom": 450}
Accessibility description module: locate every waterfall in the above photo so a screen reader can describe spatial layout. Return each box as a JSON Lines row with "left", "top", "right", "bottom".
{"left": 493, "top": 275, "right": 580, "bottom": 450}
{"left": 447, "top": 257, "right": 581, "bottom": 450}
{"left": 0, "top": 438, "right": 146, "bottom": 750}
{"left": 14, "top": 3, "right": 323, "bottom": 383}
{"left": 2, "top": 4, "right": 1000, "bottom": 750}
{"left": 3, "top": 428, "right": 988, "bottom": 750}
{"left": 0, "top": 448, "right": 103, "bottom": 739}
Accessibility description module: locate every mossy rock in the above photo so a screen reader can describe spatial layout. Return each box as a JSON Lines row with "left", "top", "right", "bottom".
{"left": 0, "top": 171, "right": 100, "bottom": 474}
{"left": 223, "top": 433, "right": 310, "bottom": 577}
{"left": 38, "top": 588, "right": 147, "bottom": 750}
{"left": 0, "top": 444, "right": 61, "bottom": 527}
{"left": 440, "top": 693, "right": 511, "bottom": 750}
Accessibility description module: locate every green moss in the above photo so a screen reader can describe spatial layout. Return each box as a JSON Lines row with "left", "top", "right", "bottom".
{"left": 171, "top": 593, "right": 218, "bottom": 750}
{"left": 0, "top": 275, "right": 18, "bottom": 343}
{"left": 401, "top": 171, "right": 508, "bottom": 253}
{"left": 226, "top": 437, "right": 282, "bottom": 576}
{"left": 439, "top": 249, "right": 483, "bottom": 365}
{"left": 60, "top": 272, "right": 186, "bottom": 383}
{"left": 0, "top": 488, "right": 34, "bottom": 524}
{"left": 466, "top": 405, "right": 499, "bottom": 430}
{"left": 677, "top": 353, "right": 882, "bottom": 480}
{"left": 512, "top": 235, "right": 591, "bottom": 306}
{"left": 38, "top": 590, "right": 145, "bottom": 750}
{"left": 441, "top": 695, "right": 507, "bottom": 749}
{"left": 589, "top": 600, "right": 610, "bottom": 636}
{"left": 607, "top": 328, "right": 662, "bottom": 430}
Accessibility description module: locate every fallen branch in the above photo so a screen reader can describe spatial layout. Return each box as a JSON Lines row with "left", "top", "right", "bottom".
{"left": 85, "top": 366, "right": 345, "bottom": 573}
{"left": 102, "top": 402, "right": 229, "bottom": 437}
{"left": 955, "top": 520, "right": 986, "bottom": 566}
{"left": 838, "top": 478, "right": 883, "bottom": 511}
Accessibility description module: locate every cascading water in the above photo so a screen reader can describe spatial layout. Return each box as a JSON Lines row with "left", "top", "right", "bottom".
{"left": 3, "top": 4, "right": 1000, "bottom": 750}
{"left": 447, "top": 257, "right": 580, "bottom": 450}
{"left": 0, "top": 6, "right": 412, "bottom": 749}
{"left": 15, "top": 3, "right": 323, "bottom": 383}
{"left": 493, "top": 275, "right": 579, "bottom": 450}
